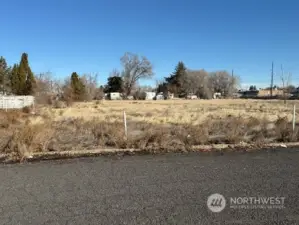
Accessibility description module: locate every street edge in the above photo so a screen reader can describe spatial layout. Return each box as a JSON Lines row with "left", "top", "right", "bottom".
{"left": 1, "top": 142, "right": 298, "bottom": 164}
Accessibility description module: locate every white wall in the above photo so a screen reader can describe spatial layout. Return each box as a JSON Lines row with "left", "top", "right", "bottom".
{"left": 0, "top": 96, "right": 35, "bottom": 109}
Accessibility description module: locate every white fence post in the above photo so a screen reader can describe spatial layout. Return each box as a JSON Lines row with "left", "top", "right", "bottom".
{"left": 123, "top": 111, "right": 127, "bottom": 138}
{"left": 293, "top": 104, "right": 296, "bottom": 132}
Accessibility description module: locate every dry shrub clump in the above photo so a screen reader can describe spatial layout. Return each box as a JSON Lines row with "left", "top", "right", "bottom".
{"left": 274, "top": 116, "right": 299, "bottom": 142}
{"left": 53, "top": 100, "right": 67, "bottom": 109}
{"left": 0, "top": 110, "right": 27, "bottom": 129}
{"left": 0, "top": 110, "right": 54, "bottom": 160}
{"left": 130, "top": 125, "right": 189, "bottom": 153}
{"left": 4, "top": 123, "right": 54, "bottom": 160}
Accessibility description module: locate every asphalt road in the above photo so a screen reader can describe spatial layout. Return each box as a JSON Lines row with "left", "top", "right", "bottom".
{"left": 0, "top": 149, "right": 298, "bottom": 225}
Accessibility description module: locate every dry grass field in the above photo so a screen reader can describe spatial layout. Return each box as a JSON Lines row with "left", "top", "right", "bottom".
{"left": 1, "top": 99, "right": 299, "bottom": 160}
{"left": 39, "top": 99, "right": 299, "bottom": 124}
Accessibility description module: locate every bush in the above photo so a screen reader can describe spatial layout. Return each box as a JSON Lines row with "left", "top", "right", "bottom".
{"left": 35, "top": 94, "right": 54, "bottom": 105}
{"left": 22, "top": 106, "right": 32, "bottom": 114}
{"left": 133, "top": 91, "right": 146, "bottom": 100}
{"left": 53, "top": 100, "right": 67, "bottom": 109}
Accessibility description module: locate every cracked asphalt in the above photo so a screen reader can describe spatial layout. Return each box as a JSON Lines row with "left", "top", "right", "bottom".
{"left": 0, "top": 149, "right": 298, "bottom": 225}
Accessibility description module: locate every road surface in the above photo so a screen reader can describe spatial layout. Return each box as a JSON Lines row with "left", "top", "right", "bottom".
{"left": 0, "top": 149, "right": 298, "bottom": 225}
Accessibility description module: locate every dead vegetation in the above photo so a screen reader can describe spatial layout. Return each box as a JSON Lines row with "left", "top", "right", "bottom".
{"left": 1, "top": 99, "right": 299, "bottom": 161}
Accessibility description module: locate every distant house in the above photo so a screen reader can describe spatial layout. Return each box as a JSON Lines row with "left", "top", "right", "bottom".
{"left": 186, "top": 93, "right": 198, "bottom": 99}
{"left": 238, "top": 88, "right": 286, "bottom": 99}
{"left": 155, "top": 92, "right": 165, "bottom": 100}
{"left": 109, "top": 92, "right": 122, "bottom": 100}
{"left": 168, "top": 93, "right": 174, "bottom": 99}
{"left": 213, "top": 92, "right": 222, "bottom": 99}
{"left": 258, "top": 89, "right": 284, "bottom": 97}
{"left": 145, "top": 92, "right": 156, "bottom": 100}
{"left": 239, "top": 90, "right": 259, "bottom": 98}
{"left": 232, "top": 92, "right": 242, "bottom": 98}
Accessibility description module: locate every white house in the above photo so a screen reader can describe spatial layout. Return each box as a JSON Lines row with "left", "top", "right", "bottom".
{"left": 145, "top": 92, "right": 156, "bottom": 100}
{"left": 155, "top": 92, "right": 164, "bottom": 100}
{"left": 186, "top": 93, "right": 198, "bottom": 99}
{"left": 213, "top": 92, "right": 221, "bottom": 99}
{"left": 109, "top": 92, "right": 122, "bottom": 100}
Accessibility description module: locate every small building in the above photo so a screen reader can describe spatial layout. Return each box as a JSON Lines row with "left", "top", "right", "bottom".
{"left": 155, "top": 92, "right": 165, "bottom": 100}
{"left": 213, "top": 92, "right": 222, "bottom": 99}
{"left": 239, "top": 90, "right": 259, "bottom": 98}
{"left": 109, "top": 92, "right": 122, "bottom": 100}
{"left": 232, "top": 92, "right": 242, "bottom": 98}
{"left": 168, "top": 93, "right": 174, "bottom": 99}
{"left": 258, "top": 89, "right": 284, "bottom": 97}
{"left": 186, "top": 93, "right": 198, "bottom": 99}
{"left": 145, "top": 92, "right": 156, "bottom": 100}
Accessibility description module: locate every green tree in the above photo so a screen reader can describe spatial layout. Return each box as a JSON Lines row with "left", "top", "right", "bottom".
{"left": 0, "top": 56, "right": 11, "bottom": 94}
{"left": 70, "top": 72, "right": 85, "bottom": 101}
{"left": 249, "top": 85, "right": 257, "bottom": 91}
{"left": 10, "top": 64, "right": 19, "bottom": 95}
{"left": 18, "top": 53, "right": 36, "bottom": 95}
{"left": 165, "top": 61, "right": 187, "bottom": 97}
{"left": 105, "top": 76, "right": 123, "bottom": 93}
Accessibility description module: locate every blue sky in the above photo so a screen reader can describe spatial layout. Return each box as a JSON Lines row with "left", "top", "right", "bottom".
{"left": 1, "top": 0, "right": 298, "bottom": 88}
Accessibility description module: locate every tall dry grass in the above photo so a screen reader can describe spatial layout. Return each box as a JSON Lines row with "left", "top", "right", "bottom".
{"left": 0, "top": 99, "right": 299, "bottom": 161}
{"left": 1, "top": 99, "right": 299, "bottom": 161}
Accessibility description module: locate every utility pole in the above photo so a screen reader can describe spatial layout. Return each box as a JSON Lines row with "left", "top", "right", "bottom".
{"left": 270, "top": 62, "right": 274, "bottom": 97}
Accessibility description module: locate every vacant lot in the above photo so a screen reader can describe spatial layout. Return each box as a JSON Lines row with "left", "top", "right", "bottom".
{"left": 41, "top": 99, "right": 299, "bottom": 124}
{"left": 1, "top": 99, "right": 299, "bottom": 160}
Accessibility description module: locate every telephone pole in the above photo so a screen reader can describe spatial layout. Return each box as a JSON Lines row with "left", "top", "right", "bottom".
{"left": 270, "top": 62, "right": 274, "bottom": 97}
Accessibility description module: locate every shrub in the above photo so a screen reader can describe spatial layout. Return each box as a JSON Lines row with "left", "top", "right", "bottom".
{"left": 53, "top": 100, "right": 67, "bottom": 109}
{"left": 133, "top": 91, "right": 146, "bottom": 100}
{"left": 22, "top": 106, "right": 32, "bottom": 114}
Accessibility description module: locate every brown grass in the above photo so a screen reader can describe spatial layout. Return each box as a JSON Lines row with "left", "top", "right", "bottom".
{"left": 1, "top": 99, "right": 299, "bottom": 161}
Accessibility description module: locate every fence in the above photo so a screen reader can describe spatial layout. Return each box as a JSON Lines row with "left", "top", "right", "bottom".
{"left": 0, "top": 96, "right": 35, "bottom": 110}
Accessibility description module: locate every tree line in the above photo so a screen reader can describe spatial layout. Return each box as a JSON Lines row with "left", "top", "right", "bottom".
{"left": 0, "top": 53, "right": 36, "bottom": 95}
{"left": 105, "top": 58, "right": 239, "bottom": 99}
{"left": 0, "top": 52, "right": 239, "bottom": 104}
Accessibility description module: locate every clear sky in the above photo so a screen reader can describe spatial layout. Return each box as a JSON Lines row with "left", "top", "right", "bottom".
{"left": 1, "top": 0, "right": 298, "bottom": 88}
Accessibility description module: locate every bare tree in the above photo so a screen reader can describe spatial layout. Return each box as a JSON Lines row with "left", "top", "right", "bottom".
{"left": 34, "top": 72, "right": 55, "bottom": 104}
{"left": 280, "top": 65, "right": 292, "bottom": 104}
{"left": 120, "top": 52, "right": 154, "bottom": 96}
{"left": 52, "top": 79, "right": 64, "bottom": 98}
{"left": 185, "top": 70, "right": 212, "bottom": 98}
{"left": 209, "top": 71, "right": 239, "bottom": 98}
{"left": 60, "top": 77, "right": 74, "bottom": 106}
{"left": 35, "top": 72, "right": 54, "bottom": 94}
{"left": 109, "top": 69, "right": 121, "bottom": 77}
{"left": 81, "top": 73, "right": 99, "bottom": 101}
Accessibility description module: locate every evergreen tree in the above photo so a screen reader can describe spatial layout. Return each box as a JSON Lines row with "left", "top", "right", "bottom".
{"left": 249, "top": 85, "right": 257, "bottom": 91}
{"left": 25, "top": 69, "right": 36, "bottom": 95}
{"left": 0, "top": 56, "right": 11, "bottom": 94}
{"left": 105, "top": 76, "right": 123, "bottom": 93}
{"left": 165, "top": 61, "right": 187, "bottom": 96}
{"left": 18, "top": 53, "right": 36, "bottom": 95}
{"left": 10, "top": 64, "right": 19, "bottom": 95}
{"left": 70, "top": 72, "right": 85, "bottom": 101}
